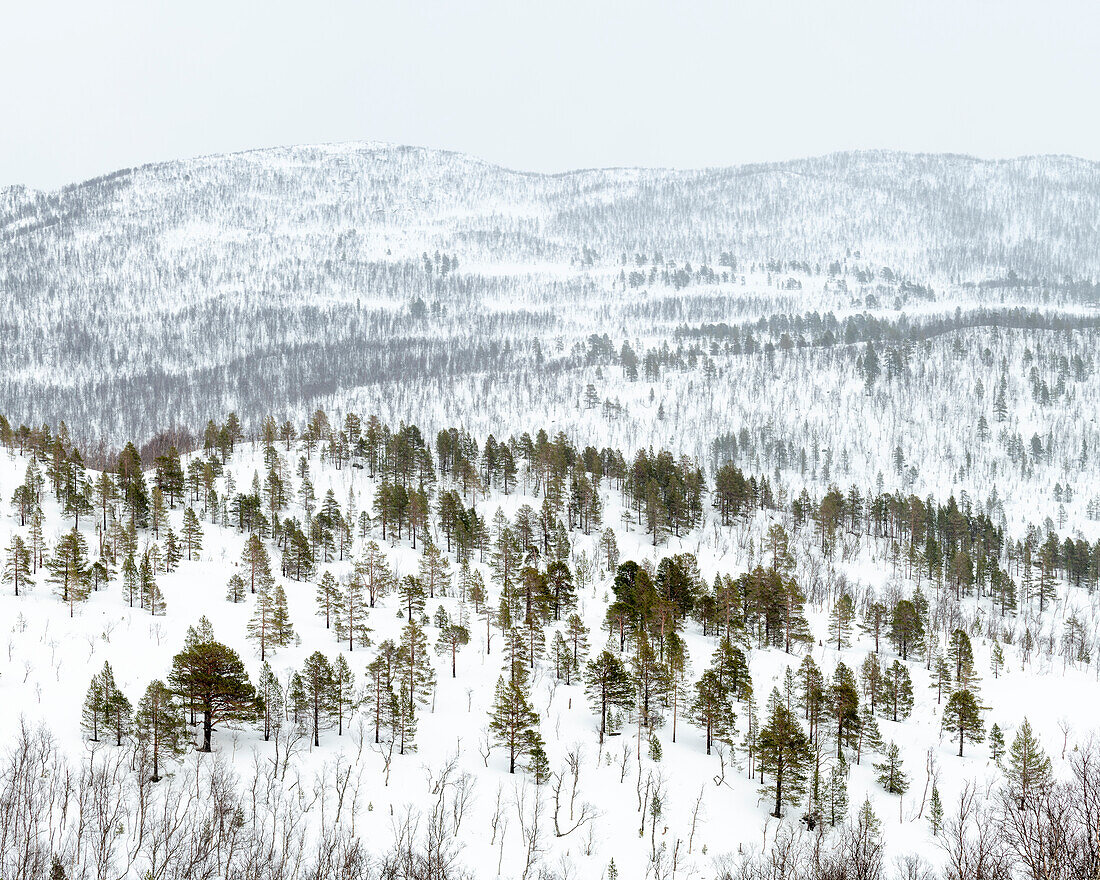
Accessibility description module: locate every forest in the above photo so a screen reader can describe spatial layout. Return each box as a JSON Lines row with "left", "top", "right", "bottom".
{"left": 1, "top": 402, "right": 1099, "bottom": 880}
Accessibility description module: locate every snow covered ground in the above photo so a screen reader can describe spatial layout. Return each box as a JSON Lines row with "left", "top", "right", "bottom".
{"left": 2, "top": 432, "right": 1098, "bottom": 878}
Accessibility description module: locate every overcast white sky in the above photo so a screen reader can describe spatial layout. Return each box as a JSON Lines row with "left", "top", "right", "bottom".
{"left": 2, "top": 0, "right": 1098, "bottom": 189}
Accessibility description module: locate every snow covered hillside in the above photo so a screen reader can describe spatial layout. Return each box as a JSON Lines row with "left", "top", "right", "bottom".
{"left": 2, "top": 144, "right": 1100, "bottom": 444}
{"left": 2, "top": 414, "right": 1100, "bottom": 879}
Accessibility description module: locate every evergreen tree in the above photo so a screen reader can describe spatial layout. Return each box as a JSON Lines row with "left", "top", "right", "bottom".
{"left": 163, "top": 528, "right": 181, "bottom": 572}
{"left": 888, "top": 599, "right": 924, "bottom": 660}
{"left": 692, "top": 667, "right": 735, "bottom": 755}
{"left": 883, "top": 660, "right": 914, "bottom": 722}
{"left": 828, "top": 594, "right": 855, "bottom": 650}
{"left": 256, "top": 661, "right": 284, "bottom": 742}
{"left": 248, "top": 582, "right": 278, "bottom": 661}
{"left": 488, "top": 667, "right": 541, "bottom": 774}
{"left": 947, "top": 628, "right": 980, "bottom": 694}
{"left": 364, "top": 641, "right": 399, "bottom": 744}
{"left": 398, "top": 574, "right": 427, "bottom": 622}
{"left": 550, "top": 631, "right": 572, "bottom": 682}
{"left": 1006, "top": 717, "right": 1052, "bottom": 808}
{"left": 81, "top": 662, "right": 131, "bottom": 746}
{"left": 566, "top": 612, "right": 590, "bottom": 671}
{"left": 331, "top": 655, "right": 356, "bottom": 735}
{"left": 315, "top": 570, "right": 342, "bottom": 629}
{"left": 241, "top": 533, "right": 275, "bottom": 595}
{"left": 942, "top": 689, "right": 984, "bottom": 756}
{"left": 436, "top": 622, "right": 470, "bottom": 678}
{"left": 989, "top": 723, "right": 1005, "bottom": 765}
{"left": 297, "top": 652, "right": 336, "bottom": 746}
{"left": 48, "top": 527, "right": 90, "bottom": 616}
{"left": 169, "top": 630, "right": 258, "bottom": 751}
{"left": 337, "top": 570, "right": 371, "bottom": 651}
{"left": 141, "top": 553, "right": 165, "bottom": 615}
{"left": 397, "top": 619, "right": 435, "bottom": 711}
{"left": 585, "top": 649, "right": 635, "bottom": 742}
{"left": 418, "top": 543, "right": 452, "bottom": 599}
{"left": 3, "top": 535, "right": 33, "bottom": 596}
{"left": 270, "top": 584, "right": 295, "bottom": 648}
{"left": 181, "top": 507, "right": 203, "bottom": 561}
{"left": 929, "top": 785, "right": 944, "bottom": 836}
{"left": 991, "top": 643, "right": 1005, "bottom": 679}
{"left": 829, "top": 662, "right": 861, "bottom": 758}
{"left": 758, "top": 688, "right": 812, "bottom": 818}
{"left": 929, "top": 653, "right": 952, "bottom": 704}
{"left": 825, "top": 755, "right": 849, "bottom": 827}
{"left": 857, "top": 705, "right": 884, "bottom": 765}
{"left": 133, "top": 679, "right": 187, "bottom": 781}
{"left": 225, "top": 573, "right": 246, "bottom": 603}
{"left": 81, "top": 667, "right": 107, "bottom": 742}
{"left": 873, "top": 741, "right": 909, "bottom": 794}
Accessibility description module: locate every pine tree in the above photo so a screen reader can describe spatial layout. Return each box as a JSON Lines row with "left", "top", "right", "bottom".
{"left": 829, "top": 594, "right": 855, "bottom": 650}
{"left": 256, "top": 661, "right": 284, "bottom": 742}
{"left": 181, "top": 507, "right": 203, "bottom": 561}
{"left": 169, "top": 631, "right": 258, "bottom": 751}
{"left": 585, "top": 649, "right": 635, "bottom": 742}
{"left": 241, "top": 533, "right": 275, "bottom": 595}
{"left": 692, "top": 667, "right": 734, "bottom": 755}
{"left": 857, "top": 705, "right": 884, "bottom": 765}
{"left": 364, "top": 640, "right": 399, "bottom": 744}
{"left": 3, "top": 535, "right": 33, "bottom": 596}
{"left": 315, "top": 570, "right": 342, "bottom": 629}
{"left": 398, "top": 574, "right": 427, "bottom": 622}
{"left": 550, "top": 630, "right": 572, "bottom": 682}
{"left": 860, "top": 653, "right": 883, "bottom": 714}
{"left": 394, "top": 681, "right": 418, "bottom": 755}
{"left": 133, "top": 679, "right": 187, "bottom": 781}
{"left": 248, "top": 582, "right": 277, "bottom": 661}
{"left": 989, "top": 723, "right": 1006, "bottom": 765}
{"left": 436, "top": 622, "right": 470, "bottom": 678}
{"left": 883, "top": 660, "right": 914, "bottom": 722}
{"left": 297, "top": 652, "right": 336, "bottom": 746}
{"left": 488, "top": 668, "right": 541, "bottom": 773}
{"left": 566, "top": 612, "right": 589, "bottom": 672}
{"left": 331, "top": 655, "right": 356, "bottom": 735}
{"left": 829, "top": 662, "right": 860, "bottom": 758}
{"left": 418, "top": 542, "right": 452, "bottom": 599}
{"left": 929, "top": 785, "right": 944, "bottom": 835}
{"left": 141, "top": 553, "right": 165, "bottom": 615}
{"left": 1006, "top": 718, "right": 1052, "bottom": 807}
{"left": 873, "top": 741, "right": 909, "bottom": 794}
{"left": 947, "top": 628, "right": 980, "bottom": 694}
{"left": 81, "top": 668, "right": 107, "bottom": 742}
{"left": 271, "top": 584, "right": 295, "bottom": 648}
{"left": 337, "top": 570, "right": 371, "bottom": 651}
{"left": 888, "top": 598, "right": 924, "bottom": 660}
{"left": 991, "top": 643, "right": 1004, "bottom": 679}
{"left": 942, "top": 689, "right": 984, "bottom": 757}
{"left": 758, "top": 687, "right": 812, "bottom": 818}
{"left": 48, "top": 527, "right": 90, "bottom": 616}
{"left": 164, "top": 528, "right": 181, "bottom": 573}
{"left": 226, "top": 573, "right": 246, "bottom": 603}
{"left": 929, "top": 653, "right": 952, "bottom": 704}
{"left": 357, "top": 540, "right": 393, "bottom": 607}
{"left": 826, "top": 755, "right": 849, "bottom": 827}
{"left": 397, "top": 619, "right": 435, "bottom": 711}
{"left": 82, "top": 662, "right": 131, "bottom": 746}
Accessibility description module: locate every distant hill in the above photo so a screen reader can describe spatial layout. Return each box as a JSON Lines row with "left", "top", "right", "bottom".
{"left": 2, "top": 143, "right": 1099, "bottom": 441}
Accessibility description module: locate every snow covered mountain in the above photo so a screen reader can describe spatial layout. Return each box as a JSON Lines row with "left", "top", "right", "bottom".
{"left": 3, "top": 143, "right": 1100, "bottom": 446}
